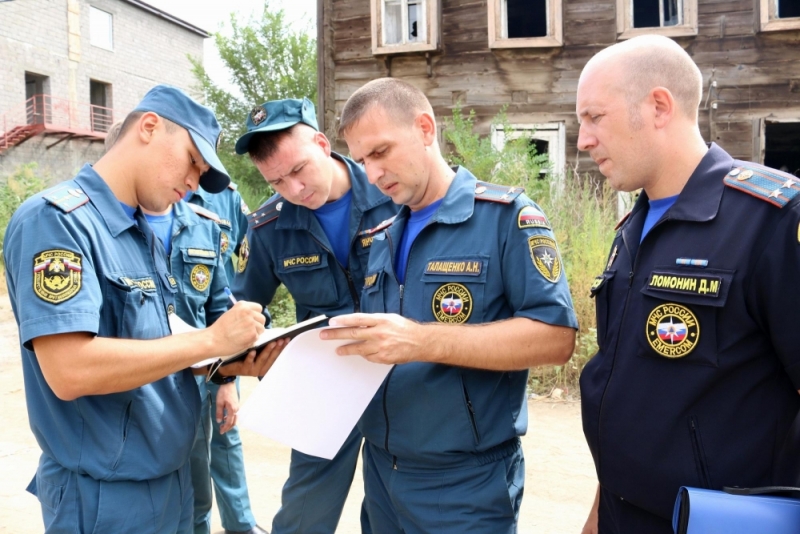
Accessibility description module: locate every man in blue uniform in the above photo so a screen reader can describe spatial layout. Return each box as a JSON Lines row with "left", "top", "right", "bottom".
{"left": 3, "top": 85, "right": 271, "bottom": 533}
{"left": 323, "top": 78, "right": 578, "bottom": 533}
{"left": 185, "top": 185, "right": 266, "bottom": 534}
{"left": 231, "top": 97, "right": 398, "bottom": 533}
{"left": 576, "top": 36, "right": 800, "bottom": 534}
{"left": 104, "top": 116, "right": 265, "bottom": 534}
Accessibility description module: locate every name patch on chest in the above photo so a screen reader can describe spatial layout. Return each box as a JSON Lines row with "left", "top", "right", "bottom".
{"left": 364, "top": 273, "right": 378, "bottom": 288}
{"left": 119, "top": 276, "right": 157, "bottom": 291}
{"left": 424, "top": 260, "right": 482, "bottom": 276}
{"left": 187, "top": 248, "right": 217, "bottom": 259}
{"left": 647, "top": 272, "right": 721, "bottom": 298}
{"left": 283, "top": 254, "right": 321, "bottom": 269}
{"left": 360, "top": 236, "right": 374, "bottom": 249}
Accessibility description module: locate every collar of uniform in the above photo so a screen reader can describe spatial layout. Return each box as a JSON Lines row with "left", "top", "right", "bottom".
{"left": 172, "top": 199, "right": 201, "bottom": 230}
{"left": 188, "top": 186, "right": 211, "bottom": 206}
{"left": 333, "top": 152, "right": 391, "bottom": 213}
{"left": 427, "top": 166, "right": 476, "bottom": 225}
{"left": 73, "top": 164, "right": 136, "bottom": 237}
{"left": 658, "top": 142, "right": 732, "bottom": 223}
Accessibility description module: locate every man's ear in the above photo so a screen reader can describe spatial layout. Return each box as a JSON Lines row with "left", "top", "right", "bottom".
{"left": 314, "top": 131, "right": 332, "bottom": 157}
{"left": 138, "top": 112, "right": 160, "bottom": 144}
{"left": 416, "top": 111, "right": 437, "bottom": 146}
{"left": 650, "top": 87, "right": 675, "bottom": 129}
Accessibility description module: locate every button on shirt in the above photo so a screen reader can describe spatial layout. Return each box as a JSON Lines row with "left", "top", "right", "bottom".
{"left": 4, "top": 165, "right": 199, "bottom": 482}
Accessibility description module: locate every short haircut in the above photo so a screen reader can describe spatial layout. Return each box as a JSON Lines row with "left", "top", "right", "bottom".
{"left": 594, "top": 35, "right": 703, "bottom": 119}
{"left": 247, "top": 125, "right": 301, "bottom": 163}
{"left": 338, "top": 78, "right": 433, "bottom": 136}
{"left": 104, "top": 120, "right": 124, "bottom": 152}
{"left": 116, "top": 110, "right": 180, "bottom": 144}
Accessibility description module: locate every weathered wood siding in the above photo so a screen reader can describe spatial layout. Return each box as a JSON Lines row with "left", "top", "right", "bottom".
{"left": 322, "top": 0, "right": 800, "bottom": 174}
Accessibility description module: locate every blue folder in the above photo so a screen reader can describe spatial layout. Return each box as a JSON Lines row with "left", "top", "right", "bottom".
{"left": 673, "top": 486, "right": 800, "bottom": 534}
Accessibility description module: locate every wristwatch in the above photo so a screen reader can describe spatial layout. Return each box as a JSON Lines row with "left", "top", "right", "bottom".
{"left": 209, "top": 371, "right": 236, "bottom": 385}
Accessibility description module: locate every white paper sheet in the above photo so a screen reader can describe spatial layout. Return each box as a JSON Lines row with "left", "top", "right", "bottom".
{"left": 167, "top": 313, "right": 221, "bottom": 369}
{"left": 237, "top": 329, "right": 394, "bottom": 460}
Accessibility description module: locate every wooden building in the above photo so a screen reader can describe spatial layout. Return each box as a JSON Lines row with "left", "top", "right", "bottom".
{"left": 316, "top": 0, "right": 800, "bottom": 178}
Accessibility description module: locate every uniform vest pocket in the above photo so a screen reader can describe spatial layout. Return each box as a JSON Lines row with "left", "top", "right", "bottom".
{"left": 591, "top": 270, "right": 615, "bottom": 351}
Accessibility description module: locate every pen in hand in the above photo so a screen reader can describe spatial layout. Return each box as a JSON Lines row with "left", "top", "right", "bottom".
{"left": 224, "top": 287, "right": 237, "bottom": 306}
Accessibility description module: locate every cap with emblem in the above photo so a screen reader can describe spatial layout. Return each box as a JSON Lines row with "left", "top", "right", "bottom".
{"left": 133, "top": 85, "right": 230, "bottom": 193}
{"left": 235, "top": 97, "right": 319, "bottom": 155}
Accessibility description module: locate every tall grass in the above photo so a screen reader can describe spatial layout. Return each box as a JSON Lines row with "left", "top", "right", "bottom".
{"left": 444, "top": 107, "right": 618, "bottom": 397}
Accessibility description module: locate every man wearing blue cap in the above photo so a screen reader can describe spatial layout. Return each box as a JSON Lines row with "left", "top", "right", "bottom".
{"left": 231, "top": 97, "right": 399, "bottom": 533}
{"left": 4, "top": 85, "right": 278, "bottom": 533}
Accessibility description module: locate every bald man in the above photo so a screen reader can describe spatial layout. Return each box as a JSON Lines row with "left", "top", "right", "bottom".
{"left": 577, "top": 35, "right": 800, "bottom": 533}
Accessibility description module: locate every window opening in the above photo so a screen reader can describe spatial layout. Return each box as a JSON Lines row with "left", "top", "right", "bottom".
{"left": 383, "top": 0, "right": 426, "bottom": 46}
{"left": 502, "top": 0, "right": 547, "bottom": 38}
{"left": 764, "top": 121, "right": 800, "bottom": 177}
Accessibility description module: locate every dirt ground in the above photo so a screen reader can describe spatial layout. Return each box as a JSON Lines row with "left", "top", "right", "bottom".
{"left": 0, "top": 293, "right": 597, "bottom": 533}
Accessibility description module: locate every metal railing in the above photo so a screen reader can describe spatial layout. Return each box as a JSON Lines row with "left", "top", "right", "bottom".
{"left": 1, "top": 94, "right": 118, "bottom": 148}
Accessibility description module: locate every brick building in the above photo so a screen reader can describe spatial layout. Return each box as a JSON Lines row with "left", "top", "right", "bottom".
{"left": 0, "top": 0, "right": 208, "bottom": 182}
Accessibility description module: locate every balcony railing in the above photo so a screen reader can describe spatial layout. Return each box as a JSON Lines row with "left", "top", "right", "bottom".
{"left": 1, "top": 94, "right": 120, "bottom": 150}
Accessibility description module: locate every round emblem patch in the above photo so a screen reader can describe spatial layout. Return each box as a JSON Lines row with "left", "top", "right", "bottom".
{"left": 190, "top": 264, "right": 211, "bottom": 292}
{"left": 220, "top": 232, "right": 229, "bottom": 254}
{"left": 251, "top": 106, "right": 267, "bottom": 126}
{"left": 237, "top": 236, "right": 250, "bottom": 273}
{"left": 645, "top": 303, "right": 700, "bottom": 358}
{"left": 528, "top": 235, "right": 562, "bottom": 283}
{"left": 432, "top": 283, "right": 473, "bottom": 324}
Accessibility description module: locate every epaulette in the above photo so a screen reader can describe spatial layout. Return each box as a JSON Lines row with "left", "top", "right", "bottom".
{"left": 187, "top": 203, "right": 222, "bottom": 223}
{"left": 614, "top": 211, "right": 631, "bottom": 231}
{"left": 43, "top": 184, "right": 89, "bottom": 213}
{"left": 247, "top": 196, "right": 284, "bottom": 229}
{"left": 474, "top": 181, "right": 524, "bottom": 204}
{"left": 358, "top": 215, "right": 397, "bottom": 236}
{"left": 724, "top": 164, "right": 800, "bottom": 208}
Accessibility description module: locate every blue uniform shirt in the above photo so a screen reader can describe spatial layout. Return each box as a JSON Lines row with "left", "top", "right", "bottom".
{"left": 358, "top": 167, "right": 578, "bottom": 469}
{"left": 144, "top": 211, "right": 176, "bottom": 255}
{"left": 582, "top": 144, "right": 800, "bottom": 520}
{"left": 395, "top": 198, "right": 443, "bottom": 283}
{"left": 232, "top": 153, "right": 398, "bottom": 321}
{"left": 3, "top": 164, "right": 199, "bottom": 482}
{"left": 640, "top": 194, "right": 678, "bottom": 243}
{"left": 187, "top": 184, "right": 250, "bottom": 285}
{"left": 313, "top": 189, "right": 353, "bottom": 268}
{"left": 169, "top": 200, "right": 228, "bottom": 328}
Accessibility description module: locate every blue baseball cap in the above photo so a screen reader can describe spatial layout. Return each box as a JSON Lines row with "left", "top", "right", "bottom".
{"left": 234, "top": 97, "right": 319, "bottom": 155}
{"left": 133, "top": 85, "right": 230, "bottom": 193}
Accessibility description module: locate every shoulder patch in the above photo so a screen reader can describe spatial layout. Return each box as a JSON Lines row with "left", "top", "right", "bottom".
{"left": 518, "top": 205, "right": 551, "bottom": 230}
{"left": 44, "top": 185, "right": 89, "bottom": 213}
{"left": 187, "top": 203, "right": 222, "bottom": 224}
{"left": 474, "top": 181, "right": 524, "bottom": 204}
{"left": 33, "top": 249, "right": 83, "bottom": 303}
{"left": 358, "top": 215, "right": 397, "bottom": 236}
{"left": 614, "top": 211, "right": 631, "bottom": 231}
{"left": 724, "top": 164, "right": 800, "bottom": 208}
{"left": 248, "top": 196, "right": 284, "bottom": 229}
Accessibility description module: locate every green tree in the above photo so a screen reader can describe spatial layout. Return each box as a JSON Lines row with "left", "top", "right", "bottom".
{"left": 190, "top": 2, "right": 317, "bottom": 208}
{"left": 0, "top": 163, "right": 49, "bottom": 267}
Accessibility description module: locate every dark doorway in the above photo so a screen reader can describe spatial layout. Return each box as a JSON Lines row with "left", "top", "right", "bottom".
{"left": 90, "top": 80, "right": 112, "bottom": 132}
{"left": 529, "top": 138, "right": 550, "bottom": 178}
{"left": 25, "top": 72, "right": 50, "bottom": 125}
{"left": 764, "top": 121, "right": 800, "bottom": 177}
{"left": 507, "top": 0, "right": 547, "bottom": 38}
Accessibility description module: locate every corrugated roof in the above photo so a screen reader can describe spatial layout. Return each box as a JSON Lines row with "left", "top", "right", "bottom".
{"left": 119, "top": 0, "right": 210, "bottom": 37}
